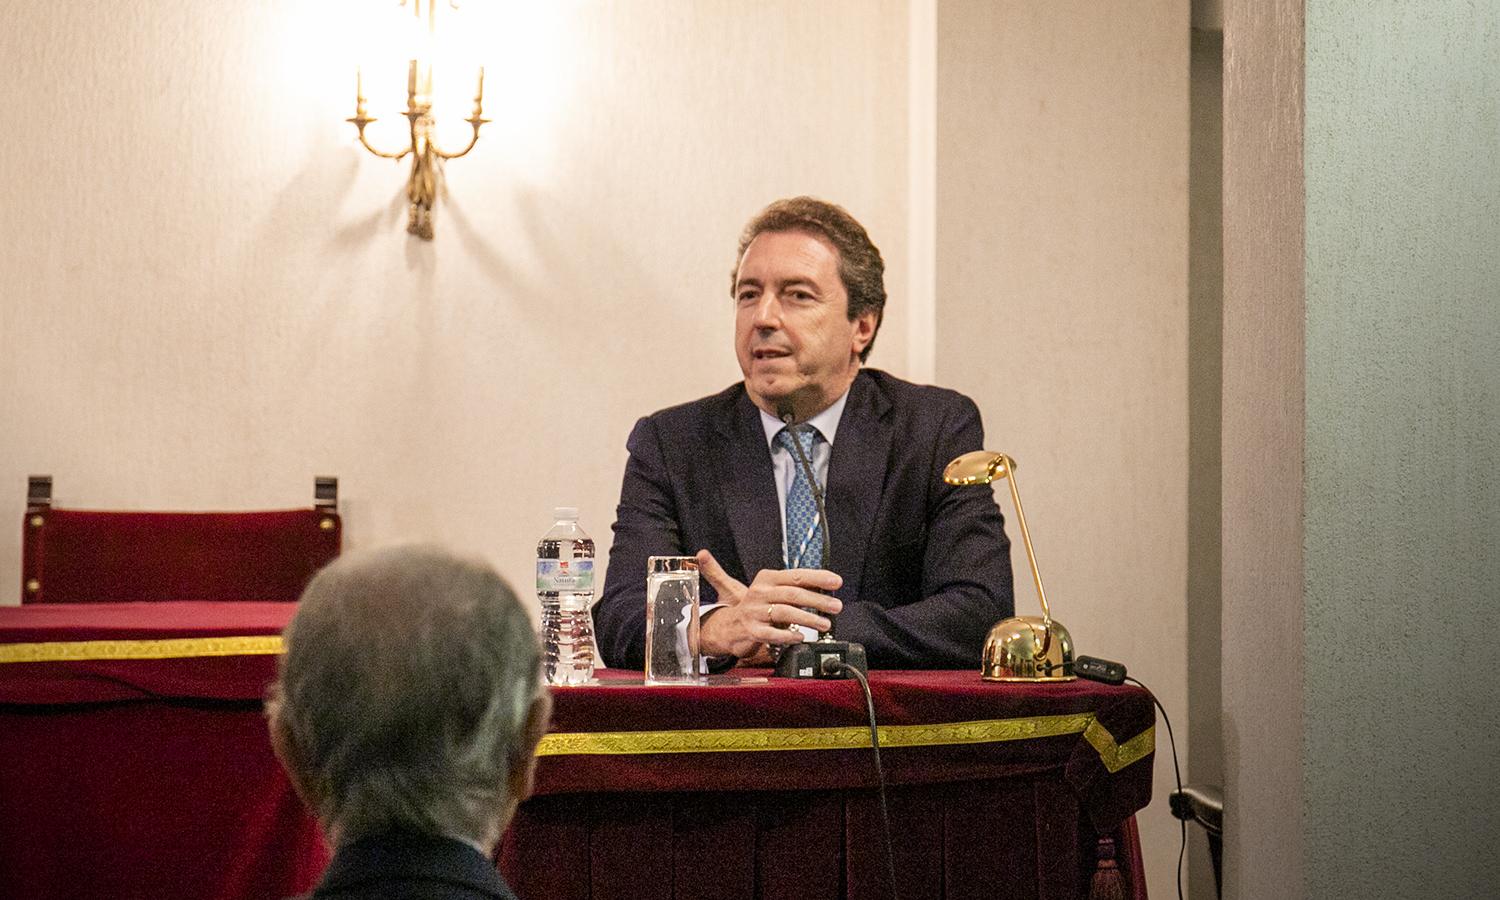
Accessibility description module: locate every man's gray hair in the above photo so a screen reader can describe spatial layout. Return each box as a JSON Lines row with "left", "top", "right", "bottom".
{"left": 268, "top": 545, "right": 541, "bottom": 847}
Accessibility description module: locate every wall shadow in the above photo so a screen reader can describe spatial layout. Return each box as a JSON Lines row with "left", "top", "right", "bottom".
{"left": 1187, "top": 26, "right": 1225, "bottom": 900}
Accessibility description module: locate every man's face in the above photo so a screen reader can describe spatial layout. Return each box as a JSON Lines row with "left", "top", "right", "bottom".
{"left": 733, "top": 229, "right": 876, "bottom": 420}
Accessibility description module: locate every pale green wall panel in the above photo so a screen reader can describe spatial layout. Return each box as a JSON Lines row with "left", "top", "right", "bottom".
{"left": 1304, "top": 3, "right": 1500, "bottom": 896}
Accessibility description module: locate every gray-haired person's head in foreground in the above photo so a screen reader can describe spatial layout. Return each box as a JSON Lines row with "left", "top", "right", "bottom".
{"left": 267, "top": 545, "right": 550, "bottom": 853}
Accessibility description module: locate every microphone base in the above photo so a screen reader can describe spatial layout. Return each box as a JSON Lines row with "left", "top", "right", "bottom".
{"left": 773, "top": 640, "right": 868, "bottom": 679}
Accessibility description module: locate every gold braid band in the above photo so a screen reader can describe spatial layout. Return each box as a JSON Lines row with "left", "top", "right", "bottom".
{"left": 539, "top": 712, "right": 1154, "bottom": 773}
{"left": 0, "top": 636, "right": 284, "bottom": 664}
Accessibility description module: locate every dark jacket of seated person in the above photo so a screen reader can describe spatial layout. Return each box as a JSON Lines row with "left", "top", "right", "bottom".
{"left": 595, "top": 368, "right": 1015, "bottom": 670}
{"left": 297, "top": 829, "right": 518, "bottom": 900}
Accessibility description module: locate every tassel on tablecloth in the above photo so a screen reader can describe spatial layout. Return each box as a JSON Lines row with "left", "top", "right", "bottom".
{"left": 1089, "top": 835, "right": 1126, "bottom": 900}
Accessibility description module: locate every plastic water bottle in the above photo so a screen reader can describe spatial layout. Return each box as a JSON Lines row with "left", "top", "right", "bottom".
{"left": 537, "top": 507, "right": 596, "bottom": 685}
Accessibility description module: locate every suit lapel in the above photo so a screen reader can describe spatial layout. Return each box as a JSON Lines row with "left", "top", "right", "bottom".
{"left": 825, "top": 370, "right": 891, "bottom": 602}
{"left": 714, "top": 389, "right": 785, "bottom": 580}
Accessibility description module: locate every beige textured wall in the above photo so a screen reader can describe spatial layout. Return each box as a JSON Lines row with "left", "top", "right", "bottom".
{"left": 0, "top": 0, "right": 911, "bottom": 601}
{"left": 1221, "top": 0, "right": 1305, "bottom": 897}
{"left": 934, "top": 3, "right": 1189, "bottom": 898}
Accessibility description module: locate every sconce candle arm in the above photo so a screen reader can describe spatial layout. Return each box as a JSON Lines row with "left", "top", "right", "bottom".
{"left": 428, "top": 67, "right": 489, "bottom": 160}
{"left": 427, "top": 100, "right": 489, "bottom": 159}
{"left": 347, "top": 115, "right": 414, "bottom": 160}
{"left": 426, "top": 133, "right": 479, "bottom": 160}
{"left": 427, "top": 122, "right": 488, "bottom": 160}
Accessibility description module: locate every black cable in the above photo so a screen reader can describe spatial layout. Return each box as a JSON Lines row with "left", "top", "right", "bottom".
{"left": 1125, "top": 675, "right": 1186, "bottom": 900}
{"left": 839, "top": 661, "right": 900, "bottom": 900}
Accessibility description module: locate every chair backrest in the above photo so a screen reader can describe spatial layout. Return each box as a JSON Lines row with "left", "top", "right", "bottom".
{"left": 21, "top": 477, "right": 342, "bottom": 604}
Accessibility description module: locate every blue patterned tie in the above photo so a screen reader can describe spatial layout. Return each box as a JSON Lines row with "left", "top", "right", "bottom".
{"left": 775, "top": 426, "right": 824, "bottom": 569}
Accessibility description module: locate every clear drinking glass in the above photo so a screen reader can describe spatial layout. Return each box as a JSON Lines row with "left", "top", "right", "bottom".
{"left": 645, "top": 556, "right": 701, "bottom": 684}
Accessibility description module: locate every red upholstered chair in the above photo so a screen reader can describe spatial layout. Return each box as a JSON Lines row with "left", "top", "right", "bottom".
{"left": 20, "top": 476, "right": 342, "bottom": 604}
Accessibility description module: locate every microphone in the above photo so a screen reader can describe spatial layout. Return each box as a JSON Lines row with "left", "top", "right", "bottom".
{"left": 773, "top": 404, "right": 867, "bottom": 678}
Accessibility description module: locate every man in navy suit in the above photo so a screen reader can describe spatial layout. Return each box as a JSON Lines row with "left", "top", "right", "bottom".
{"left": 595, "top": 197, "right": 1013, "bottom": 670}
{"left": 268, "top": 546, "right": 550, "bottom": 899}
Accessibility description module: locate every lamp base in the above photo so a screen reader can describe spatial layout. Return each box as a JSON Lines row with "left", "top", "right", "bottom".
{"left": 981, "top": 615, "right": 1076, "bottom": 682}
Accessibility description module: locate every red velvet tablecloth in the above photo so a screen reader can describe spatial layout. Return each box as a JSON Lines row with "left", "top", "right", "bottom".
{"left": 530, "top": 669, "right": 1152, "bottom": 827}
{"left": 509, "top": 670, "right": 1152, "bottom": 900}
{"left": 0, "top": 602, "right": 318, "bottom": 900}
{"left": 0, "top": 601, "right": 288, "bottom": 703}
{"left": 1, "top": 603, "right": 1154, "bottom": 900}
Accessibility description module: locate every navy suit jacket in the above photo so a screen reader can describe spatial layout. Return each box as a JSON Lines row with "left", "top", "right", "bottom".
{"left": 595, "top": 368, "right": 1014, "bottom": 669}
{"left": 302, "top": 830, "right": 519, "bottom": 900}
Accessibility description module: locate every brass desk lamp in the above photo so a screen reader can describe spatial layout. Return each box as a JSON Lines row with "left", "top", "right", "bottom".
{"left": 943, "top": 451, "right": 1075, "bottom": 682}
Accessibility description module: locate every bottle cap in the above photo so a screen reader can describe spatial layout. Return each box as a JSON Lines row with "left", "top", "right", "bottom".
{"left": 553, "top": 507, "right": 579, "bottom": 521}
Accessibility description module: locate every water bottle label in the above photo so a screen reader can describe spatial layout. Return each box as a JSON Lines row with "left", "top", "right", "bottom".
{"left": 536, "top": 559, "right": 595, "bottom": 593}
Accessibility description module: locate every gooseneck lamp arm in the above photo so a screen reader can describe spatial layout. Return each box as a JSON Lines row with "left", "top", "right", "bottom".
{"left": 941, "top": 451, "right": 1051, "bottom": 626}
{"left": 993, "top": 455, "right": 1051, "bottom": 630}
{"left": 942, "top": 450, "right": 1074, "bottom": 681}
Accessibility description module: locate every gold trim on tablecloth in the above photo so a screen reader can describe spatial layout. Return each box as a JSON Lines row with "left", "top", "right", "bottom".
{"left": 538, "top": 712, "right": 1155, "bottom": 773}
{"left": 1084, "top": 719, "right": 1157, "bottom": 774}
{"left": 0, "top": 635, "right": 284, "bottom": 664}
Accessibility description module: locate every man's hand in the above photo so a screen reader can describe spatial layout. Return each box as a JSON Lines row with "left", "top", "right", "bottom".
{"left": 695, "top": 549, "right": 843, "bottom": 661}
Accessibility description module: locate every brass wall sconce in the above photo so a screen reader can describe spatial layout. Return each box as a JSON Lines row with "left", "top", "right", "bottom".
{"left": 943, "top": 451, "right": 1076, "bottom": 682}
{"left": 347, "top": 0, "right": 487, "bottom": 240}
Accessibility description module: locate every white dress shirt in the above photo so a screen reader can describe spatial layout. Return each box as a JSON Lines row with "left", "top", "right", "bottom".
{"left": 696, "top": 388, "right": 851, "bottom": 651}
